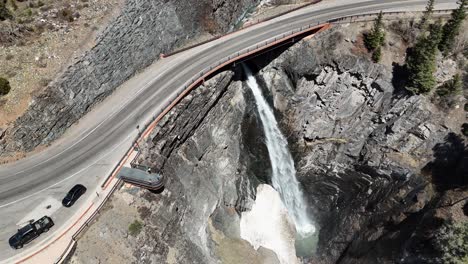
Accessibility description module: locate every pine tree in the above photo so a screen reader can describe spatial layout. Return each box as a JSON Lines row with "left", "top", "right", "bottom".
{"left": 437, "top": 74, "right": 463, "bottom": 96}
{"left": 0, "top": 77, "right": 11, "bottom": 96}
{"left": 439, "top": 0, "right": 467, "bottom": 55}
{"left": 406, "top": 21, "right": 443, "bottom": 94}
{"left": 0, "top": 0, "right": 12, "bottom": 21}
{"left": 372, "top": 46, "right": 382, "bottom": 62}
{"left": 420, "top": 0, "right": 435, "bottom": 28}
{"left": 365, "top": 11, "right": 386, "bottom": 51}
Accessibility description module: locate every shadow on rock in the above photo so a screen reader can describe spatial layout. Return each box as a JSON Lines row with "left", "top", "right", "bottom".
{"left": 391, "top": 62, "right": 411, "bottom": 97}
{"left": 148, "top": 186, "right": 165, "bottom": 194}
{"left": 422, "top": 132, "right": 468, "bottom": 191}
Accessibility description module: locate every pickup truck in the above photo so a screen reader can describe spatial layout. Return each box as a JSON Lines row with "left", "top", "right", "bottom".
{"left": 9, "top": 216, "right": 54, "bottom": 249}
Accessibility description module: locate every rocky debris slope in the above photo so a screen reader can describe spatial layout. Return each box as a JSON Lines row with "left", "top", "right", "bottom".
{"left": 0, "top": 0, "right": 260, "bottom": 155}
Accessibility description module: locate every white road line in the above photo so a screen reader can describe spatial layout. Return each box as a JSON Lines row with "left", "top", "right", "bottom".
{"left": 0, "top": 61, "right": 191, "bottom": 208}
{"left": 0, "top": 133, "right": 132, "bottom": 208}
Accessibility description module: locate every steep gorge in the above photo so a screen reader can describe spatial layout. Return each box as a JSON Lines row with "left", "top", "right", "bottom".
{"left": 70, "top": 24, "right": 467, "bottom": 264}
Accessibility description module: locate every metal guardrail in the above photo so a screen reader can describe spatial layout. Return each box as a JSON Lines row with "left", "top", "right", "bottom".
{"left": 162, "top": 0, "right": 323, "bottom": 58}
{"left": 53, "top": 7, "right": 458, "bottom": 264}
{"left": 329, "top": 9, "right": 454, "bottom": 24}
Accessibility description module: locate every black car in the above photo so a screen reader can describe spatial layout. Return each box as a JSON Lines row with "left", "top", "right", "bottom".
{"left": 9, "top": 216, "right": 54, "bottom": 249}
{"left": 62, "top": 184, "right": 87, "bottom": 207}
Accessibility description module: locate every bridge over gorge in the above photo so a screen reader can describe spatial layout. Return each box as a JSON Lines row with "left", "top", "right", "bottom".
{"left": 0, "top": 1, "right": 458, "bottom": 263}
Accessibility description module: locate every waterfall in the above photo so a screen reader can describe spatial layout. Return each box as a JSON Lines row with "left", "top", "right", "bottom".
{"left": 243, "top": 65, "right": 315, "bottom": 238}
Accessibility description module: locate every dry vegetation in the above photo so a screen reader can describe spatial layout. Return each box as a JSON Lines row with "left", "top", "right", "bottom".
{"left": 0, "top": 0, "right": 124, "bottom": 128}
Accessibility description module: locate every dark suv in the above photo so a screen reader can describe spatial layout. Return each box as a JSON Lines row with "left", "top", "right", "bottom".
{"left": 9, "top": 216, "right": 54, "bottom": 249}
{"left": 62, "top": 184, "right": 87, "bottom": 207}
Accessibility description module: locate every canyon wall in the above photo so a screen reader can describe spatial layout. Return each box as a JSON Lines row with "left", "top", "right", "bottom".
{"left": 251, "top": 27, "right": 467, "bottom": 263}
{"left": 70, "top": 25, "right": 467, "bottom": 264}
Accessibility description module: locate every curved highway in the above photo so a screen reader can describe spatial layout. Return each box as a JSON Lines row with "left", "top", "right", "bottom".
{"left": 0, "top": 0, "right": 457, "bottom": 260}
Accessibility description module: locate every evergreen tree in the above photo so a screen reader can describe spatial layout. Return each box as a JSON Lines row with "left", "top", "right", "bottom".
{"left": 0, "top": 77, "right": 11, "bottom": 96}
{"left": 0, "top": 0, "right": 12, "bottom": 21}
{"left": 372, "top": 46, "right": 382, "bottom": 62}
{"left": 420, "top": 0, "right": 435, "bottom": 28}
{"left": 406, "top": 21, "right": 443, "bottom": 94}
{"left": 436, "top": 74, "right": 463, "bottom": 96}
{"left": 365, "top": 11, "right": 386, "bottom": 51}
{"left": 10, "top": 0, "right": 18, "bottom": 11}
{"left": 439, "top": 0, "right": 467, "bottom": 54}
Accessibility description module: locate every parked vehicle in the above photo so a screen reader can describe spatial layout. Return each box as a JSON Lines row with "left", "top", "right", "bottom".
{"left": 62, "top": 184, "right": 87, "bottom": 207}
{"left": 9, "top": 216, "right": 54, "bottom": 249}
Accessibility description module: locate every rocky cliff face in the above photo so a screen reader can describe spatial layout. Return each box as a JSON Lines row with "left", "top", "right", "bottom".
{"left": 70, "top": 68, "right": 281, "bottom": 263}
{"left": 0, "top": 0, "right": 260, "bottom": 155}
{"left": 250, "top": 27, "right": 467, "bottom": 263}
{"left": 70, "top": 24, "right": 467, "bottom": 264}
{"left": 127, "top": 71, "right": 256, "bottom": 263}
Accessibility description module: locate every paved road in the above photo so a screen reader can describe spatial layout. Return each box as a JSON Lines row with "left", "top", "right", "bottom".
{"left": 0, "top": 0, "right": 457, "bottom": 260}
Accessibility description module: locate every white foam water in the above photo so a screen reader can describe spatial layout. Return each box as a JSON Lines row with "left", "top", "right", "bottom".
{"left": 240, "top": 184, "right": 299, "bottom": 264}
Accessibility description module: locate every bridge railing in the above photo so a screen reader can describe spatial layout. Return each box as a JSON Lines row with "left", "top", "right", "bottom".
{"left": 162, "top": 0, "right": 323, "bottom": 58}
{"left": 128, "top": 21, "right": 326, "bottom": 157}
{"left": 329, "top": 9, "right": 453, "bottom": 24}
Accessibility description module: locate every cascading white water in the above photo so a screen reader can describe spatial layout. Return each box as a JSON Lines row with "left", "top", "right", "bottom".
{"left": 243, "top": 65, "right": 315, "bottom": 238}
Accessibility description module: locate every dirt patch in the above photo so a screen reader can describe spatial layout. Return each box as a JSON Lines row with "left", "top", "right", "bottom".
{"left": 208, "top": 219, "right": 280, "bottom": 264}
{"left": 0, "top": 0, "right": 124, "bottom": 128}
{"left": 246, "top": 1, "right": 313, "bottom": 25}
{"left": 69, "top": 186, "right": 140, "bottom": 264}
